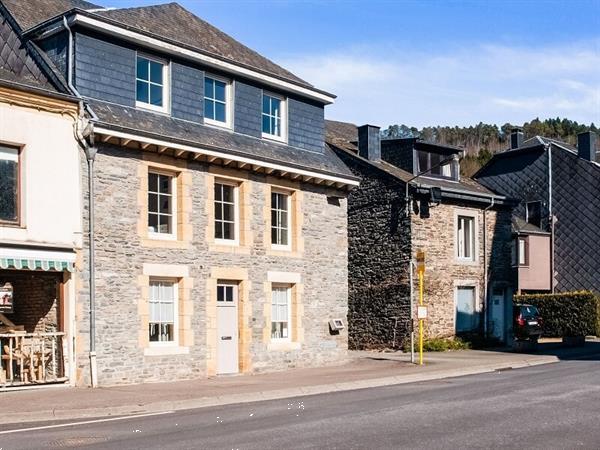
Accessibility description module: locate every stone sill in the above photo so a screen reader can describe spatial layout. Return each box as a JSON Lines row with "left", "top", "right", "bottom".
{"left": 144, "top": 346, "right": 190, "bottom": 357}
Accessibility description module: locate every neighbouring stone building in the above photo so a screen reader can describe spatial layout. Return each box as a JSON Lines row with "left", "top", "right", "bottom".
{"left": 0, "top": 1, "right": 82, "bottom": 388}
{"left": 326, "top": 121, "right": 515, "bottom": 349}
{"left": 3, "top": 0, "right": 358, "bottom": 385}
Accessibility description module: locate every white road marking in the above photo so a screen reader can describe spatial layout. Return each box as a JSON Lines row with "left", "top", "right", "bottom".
{"left": 0, "top": 411, "right": 174, "bottom": 435}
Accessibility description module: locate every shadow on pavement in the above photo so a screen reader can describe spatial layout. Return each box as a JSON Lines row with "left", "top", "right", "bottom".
{"left": 472, "top": 339, "right": 600, "bottom": 361}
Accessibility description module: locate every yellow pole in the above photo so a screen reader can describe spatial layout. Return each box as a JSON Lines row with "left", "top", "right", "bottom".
{"left": 419, "top": 270, "right": 424, "bottom": 365}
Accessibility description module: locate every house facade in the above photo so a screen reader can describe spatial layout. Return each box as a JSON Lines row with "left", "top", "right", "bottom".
{"left": 4, "top": 0, "right": 359, "bottom": 386}
{"left": 326, "top": 121, "right": 515, "bottom": 348}
{"left": 475, "top": 130, "right": 600, "bottom": 294}
{"left": 0, "top": 2, "right": 82, "bottom": 387}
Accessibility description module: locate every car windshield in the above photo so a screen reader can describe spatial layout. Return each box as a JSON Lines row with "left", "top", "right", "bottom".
{"left": 521, "top": 305, "right": 539, "bottom": 318}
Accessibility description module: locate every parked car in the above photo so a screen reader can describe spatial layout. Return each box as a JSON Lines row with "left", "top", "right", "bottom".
{"left": 513, "top": 304, "right": 543, "bottom": 342}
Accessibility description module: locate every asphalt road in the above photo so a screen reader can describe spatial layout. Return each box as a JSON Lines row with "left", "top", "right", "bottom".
{"left": 2, "top": 356, "right": 599, "bottom": 450}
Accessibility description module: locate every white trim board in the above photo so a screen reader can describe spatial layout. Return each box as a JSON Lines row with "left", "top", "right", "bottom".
{"left": 72, "top": 14, "right": 336, "bottom": 105}
{"left": 94, "top": 126, "right": 360, "bottom": 187}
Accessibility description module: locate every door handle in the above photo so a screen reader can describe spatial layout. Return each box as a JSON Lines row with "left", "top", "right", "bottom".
{"left": 221, "top": 336, "right": 232, "bottom": 340}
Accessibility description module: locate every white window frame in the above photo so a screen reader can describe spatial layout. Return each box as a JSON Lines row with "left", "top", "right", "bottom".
{"left": 518, "top": 237, "right": 528, "bottom": 266}
{"left": 271, "top": 284, "right": 292, "bottom": 342}
{"left": 203, "top": 73, "right": 233, "bottom": 129}
{"left": 216, "top": 281, "right": 238, "bottom": 304}
{"left": 135, "top": 53, "right": 170, "bottom": 113}
{"left": 147, "top": 169, "right": 177, "bottom": 241}
{"left": 148, "top": 278, "right": 179, "bottom": 347}
{"left": 453, "top": 282, "right": 480, "bottom": 333}
{"left": 270, "top": 189, "right": 292, "bottom": 251}
{"left": 0, "top": 145, "right": 20, "bottom": 226}
{"left": 261, "top": 91, "right": 287, "bottom": 143}
{"left": 214, "top": 179, "right": 240, "bottom": 246}
{"left": 455, "top": 210, "right": 478, "bottom": 263}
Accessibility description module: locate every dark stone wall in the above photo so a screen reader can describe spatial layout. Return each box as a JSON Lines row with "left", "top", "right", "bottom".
{"left": 551, "top": 147, "right": 600, "bottom": 292}
{"left": 333, "top": 147, "right": 412, "bottom": 350}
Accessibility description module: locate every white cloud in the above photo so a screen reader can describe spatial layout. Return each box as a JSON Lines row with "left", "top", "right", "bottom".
{"left": 280, "top": 41, "right": 600, "bottom": 127}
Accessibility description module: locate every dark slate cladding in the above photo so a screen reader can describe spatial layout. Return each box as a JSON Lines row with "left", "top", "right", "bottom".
{"left": 288, "top": 98, "right": 324, "bottom": 153}
{"left": 74, "top": 32, "right": 136, "bottom": 106}
{"left": 332, "top": 146, "right": 412, "bottom": 350}
{"left": 37, "top": 30, "right": 68, "bottom": 78}
{"left": 233, "top": 80, "right": 262, "bottom": 137}
{"left": 171, "top": 62, "right": 203, "bottom": 122}
{"left": 476, "top": 147, "right": 550, "bottom": 230}
{"left": 381, "top": 139, "right": 415, "bottom": 174}
{"left": 550, "top": 147, "right": 600, "bottom": 292}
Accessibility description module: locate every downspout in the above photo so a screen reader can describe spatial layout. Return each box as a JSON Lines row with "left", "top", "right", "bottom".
{"left": 482, "top": 197, "right": 495, "bottom": 337}
{"left": 548, "top": 144, "right": 555, "bottom": 293}
{"left": 64, "top": 15, "right": 98, "bottom": 387}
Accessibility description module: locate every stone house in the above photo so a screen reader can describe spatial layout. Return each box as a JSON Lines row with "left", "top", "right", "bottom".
{"left": 0, "top": 2, "right": 82, "bottom": 388}
{"left": 4, "top": 0, "right": 359, "bottom": 385}
{"left": 475, "top": 130, "right": 600, "bottom": 294}
{"left": 326, "top": 120, "right": 515, "bottom": 349}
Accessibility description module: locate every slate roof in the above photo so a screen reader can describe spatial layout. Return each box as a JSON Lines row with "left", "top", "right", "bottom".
{"left": 2, "top": 0, "right": 313, "bottom": 89}
{"left": 0, "top": 1, "right": 68, "bottom": 94}
{"left": 325, "top": 119, "right": 502, "bottom": 199}
{"left": 512, "top": 216, "right": 549, "bottom": 235}
{"left": 88, "top": 98, "right": 356, "bottom": 180}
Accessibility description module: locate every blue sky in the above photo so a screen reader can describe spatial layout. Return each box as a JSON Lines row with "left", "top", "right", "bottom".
{"left": 103, "top": 0, "right": 599, "bottom": 128}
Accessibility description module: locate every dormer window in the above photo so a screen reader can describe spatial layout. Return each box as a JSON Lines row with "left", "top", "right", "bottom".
{"left": 262, "top": 92, "right": 286, "bottom": 142}
{"left": 136, "top": 55, "right": 169, "bottom": 112}
{"left": 417, "top": 150, "right": 454, "bottom": 179}
{"left": 204, "top": 75, "right": 231, "bottom": 128}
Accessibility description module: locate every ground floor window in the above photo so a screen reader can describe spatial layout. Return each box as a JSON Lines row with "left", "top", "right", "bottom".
{"left": 455, "top": 286, "right": 479, "bottom": 333}
{"left": 271, "top": 285, "right": 291, "bottom": 341}
{"left": 149, "top": 279, "right": 177, "bottom": 344}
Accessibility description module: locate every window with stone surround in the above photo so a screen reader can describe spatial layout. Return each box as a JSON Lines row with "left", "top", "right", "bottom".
{"left": 271, "top": 190, "right": 291, "bottom": 249}
{"left": 148, "top": 171, "right": 176, "bottom": 238}
{"left": 0, "top": 145, "right": 19, "bottom": 225}
{"left": 148, "top": 278, "right": 178, "bottom": 345}
{"left": 271, "top": 284, "right": 292, "bottom": 341}
{"left": 214, "top": 180, "right": 239, "bottom": 244}
{"left": 456, "top": 214, "right": 476, "bottom": 261}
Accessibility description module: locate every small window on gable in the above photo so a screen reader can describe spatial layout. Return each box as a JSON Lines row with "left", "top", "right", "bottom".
{"left": 204, "top": 75, "right": 231, "bottom": 127}
{"left": 417, "top": 150, "right": 454, "bottom": 179}
{"left": 136, "top": 55, "right": 168, "bottom": 112}
{"left": 0, "top": 145, "right": 19, "bottom": 224}
{"left": 526, "top": 201, "right": 542, "bottom": 228}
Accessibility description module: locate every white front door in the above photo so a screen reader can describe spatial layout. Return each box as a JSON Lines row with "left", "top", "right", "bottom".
{"left": 216, "top": 282, "right": 239, "bottom": 374}
{"left": 491, "top": 287, "right": 506, "bottom": 342}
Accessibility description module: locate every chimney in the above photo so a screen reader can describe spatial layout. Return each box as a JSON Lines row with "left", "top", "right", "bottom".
{"left": 510, "top": 128, "right": 524, "bottom": 149}
{"left": 577, "top": 131, "right": 597, "bottom": 162}
{"left": 358, "top": 124, "right": 381, "bottom": 161}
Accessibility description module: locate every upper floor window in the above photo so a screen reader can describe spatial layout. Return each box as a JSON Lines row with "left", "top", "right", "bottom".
{"left": 262, "top": 92, "right": 286, "bottom": 141}
{"left": 457, "top": 215, "right": 476, "bottom": 261}
{"left": 417, "top": 151, "right": 453, "bottom": 179}
{"left": 148, "top": 171, "right": 176, "bottom": 238}
{"left": 149, "top": 279, "right": 177, "bottom": 344}
{"left": 136, "top": 55, "right": 168, "bottom": 112}
{"left": 271, "top": 191, "right": 291, "bottom": 249}
{"left": 0, "top": 145, "right": 19, "bottom": 225}
{"left": 204, "top": 75, "right": 231, "bottom": 127}
{"left": 214, "top": 181, "right": 238, "bottom": 243}
{"left": 526, "top": 201, "right": 542, "bottom": 228}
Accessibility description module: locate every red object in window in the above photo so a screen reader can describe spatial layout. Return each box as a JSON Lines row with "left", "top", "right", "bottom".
{"left": 517, "top": 315, "right": 526, "bottom": 326}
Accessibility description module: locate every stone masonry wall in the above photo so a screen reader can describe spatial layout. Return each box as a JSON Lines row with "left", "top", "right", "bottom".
{"left": 333, "top": 150, "right": 412, "bottom": 350}
{"left": 411, "top": 198, "right": 513, "bottom": 338}
{"left": 76, "top": 144, "right": 348, "bottom": 385}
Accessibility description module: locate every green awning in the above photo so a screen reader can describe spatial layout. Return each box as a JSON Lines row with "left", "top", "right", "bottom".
{"left": 0, "top": 258, "right": 74, "bottom": 272}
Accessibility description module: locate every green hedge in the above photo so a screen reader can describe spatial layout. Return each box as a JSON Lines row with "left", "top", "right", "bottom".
{"left": 514, "top": 291, "right": 600, "bottom": 337}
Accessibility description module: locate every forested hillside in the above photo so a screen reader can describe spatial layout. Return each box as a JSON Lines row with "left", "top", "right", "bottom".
{"left": 382, "top": 118, "right": 598, "bottom": 176}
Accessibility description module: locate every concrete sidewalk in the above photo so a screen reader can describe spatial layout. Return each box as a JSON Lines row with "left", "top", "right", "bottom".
{"left": 3, "top": 342, "right": 599, "bottom": 426}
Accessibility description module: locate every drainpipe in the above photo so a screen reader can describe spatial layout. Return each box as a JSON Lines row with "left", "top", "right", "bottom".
{"left": 482, "top": 197, "right": 495, "bottom": 337}
{"left": 547, "top": 144, "right": 555, "bottom": 293}
{"left": 64, "top": 15, "right": 98, "bottom": 387}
